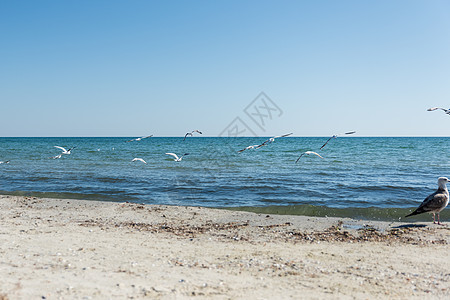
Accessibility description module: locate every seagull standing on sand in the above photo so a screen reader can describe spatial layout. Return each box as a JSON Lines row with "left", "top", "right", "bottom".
{"left": 256, "top": 132, "right": 293, "bottom": 149}
{"left": 131, "top": 158, "right": 147, "bottom": 164}
{"left": 295, "top": 151, "right": 324, "bottom": 163}
{"left": 320, "top": 131, "right": 356, "bottom": 150}
{"left": 184, "top": 130, "right": 202, "bottom": 141}
{"left": 405, "top": 177, "right": 449, "bottom": 225}
{"left": 427, "top": 107, "right": 450, "bottom": 115}
{"left": 126, "top": 135, "right": 153, "bottom": 142}
{"left": 165, "top": 153, "right": 189, "bottom": 162}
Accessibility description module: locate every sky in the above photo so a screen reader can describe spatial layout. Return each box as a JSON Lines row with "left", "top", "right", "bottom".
{"left": 1, "top": 0, "right": 449, "bottom": 137}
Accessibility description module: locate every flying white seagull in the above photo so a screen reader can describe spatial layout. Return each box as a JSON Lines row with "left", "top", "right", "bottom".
{"left": 126, "top": 135, "right": 153, "bottom": 142}
{"left": 131, "top": 158, "right": 147, "bottom": 164}
{"left": 256, "top": 132, "right": 293, "bottom": 149}
{"left": 165, "top": 153, "right": 189, "bottom": 162}
{"left": 0, "top": 160, "right": 10, "bottom": 164}
{"left": 320, "top": 131, "right": 356, "bottom": 150}
{"left": 405, "top": 177, "right": 449, "bottom": 225}
{"left": 295, "top": 151, "right": 324, "bottom": 163}
{"left": 237, "top": 145, "right": 260, "bottom": 153}
{"left": 54, "top": 146, "right": 76, "bottom": 155}
{"left": 427, "top": 107, "right": 450, "bottom": 115}
{"left": 184, "top": 130, "right": 202, "bottom": 141}
{"left": 50, "top": 146, "right": 76, "bottom": 159}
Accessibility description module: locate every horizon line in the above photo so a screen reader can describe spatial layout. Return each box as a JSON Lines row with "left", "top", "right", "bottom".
{"left": 1, "top": 136, "right": 449, "bottom": 138}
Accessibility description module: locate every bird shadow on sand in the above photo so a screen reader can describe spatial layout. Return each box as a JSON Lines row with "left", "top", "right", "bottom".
{"left": 392, "top": 224, "right": 427, "bottom": 229}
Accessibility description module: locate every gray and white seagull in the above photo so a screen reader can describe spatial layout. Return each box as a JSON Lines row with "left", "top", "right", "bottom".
{"left": 54, "top": 146, "right": 76, "bottom": 155}
{"left": 405, "top": 177, "right": 449, "bottom": 225}
{"left": 131, "top": 158, "right": 147, "bottom": 164}
{"left": 427, "top": 107, "right": 450, "bottom": 115}
{"left": 183, "top": 130, "right": 202, "bottom": 141}
{"left": 51, "top": 146, "right": 76, "bottom": 159}
{"left": 165, "top": 153, "right": 189, "bottom": 162}
{"left": 320, "top": 131, "right": 356, "bottom": 150}
{"left": 295, "top": 151, "right": 324, "bottom": 163}
{"left": 126, "top": 135, "right": 153, "bottom": 142}
{"left": 237, "top": 145, "right": 261, "bottom": 153}
{"left": 256, "top": 132, "right": 293, "bottom": 149}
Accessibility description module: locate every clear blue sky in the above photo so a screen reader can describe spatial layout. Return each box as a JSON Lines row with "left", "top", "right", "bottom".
{"left": 1, "top": 0, "right": 449, "bottom": 137}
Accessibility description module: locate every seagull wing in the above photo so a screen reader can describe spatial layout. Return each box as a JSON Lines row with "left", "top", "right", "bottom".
{"left": 427, "top": 107, "right": 443, "bottom": 111}
{"left": 54, "top": 146, "right": 67, "bottom": 152}
{"left": 165, "top": 153, "right": 179, "bottom": 160}
{"left": 256, "top": 140, "right": 270, "bottom": 148}
{"left": 242, "top": 145, "right": 259, "bottom": 152}
{"left": 344, "top": 131, "right": 356, "bottom": 135}
{"left": 195, "top": 130, "right": 203, "bottom": 134}
{"left": 132, "top": 158, "right": 147, "bottom": 164}
{"left": 295, "top": 153, "right": 306, "bottom": 163}
{"left": 421, "top": 192, "right": 448, "bottom": 212}
{"left": 308, "top": 151, "right": 324, "bottom": 159}
{"left": 406, "top": 190, "right": 448, "bottom": 216}
{"left": 183, "top": 133, "right": 192, "bottom": 141}
{"left": 274, "top": 132, "right": 293, "bottom": 139}
{"left": 320, "top": 137, "right": 334, "bottom": 150}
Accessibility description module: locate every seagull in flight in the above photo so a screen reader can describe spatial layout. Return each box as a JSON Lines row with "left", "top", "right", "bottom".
{"left": 237, "top": 145, "right": 260, "bottom": 153}
{"left": 126, "top": 135, "right": 153, "bottom": 142}
{"left": 320, "top": 131, "right": 356, "bottom": 150}
{"left": 295, "top": 151, "right": 324, "bottom": 163}
{"left": 184, "top": 130, "right": 202, "bottom": 141}
{"left": 54, "top": 146, "right": 76, "bottom": 155}
{"left": 0, "top": 160, "right": 10, "bottom": 164}
{"left": 427, "top": 107, "right": 450, "bottom": 115}
{"left": 256, "top": 133, "right": 293, "bottom": 149}
{"left": 165, "top": 153, "right": 189, "bottom": 162}
{"left": 50, "top": 146, "right": 76, "bottom": 158}
{"left": 405, "top": 177, "right": 449, "bottom": 225}
{"left": 131, "top": 158, "right": 147, "bottom": 164}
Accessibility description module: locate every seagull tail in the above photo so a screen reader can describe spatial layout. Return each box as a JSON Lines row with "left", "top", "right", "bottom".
{"left": 404, "top": 209, "right": 422, "bottom": 218}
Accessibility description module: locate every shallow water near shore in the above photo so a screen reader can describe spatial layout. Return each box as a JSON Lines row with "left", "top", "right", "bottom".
{"left": 0, "top": 137, "right": 449, "bottom": 221}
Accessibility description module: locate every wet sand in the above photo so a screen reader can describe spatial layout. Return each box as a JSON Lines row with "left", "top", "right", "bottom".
{"left": 0, "top": 195, "right": 449, "bottom": 299}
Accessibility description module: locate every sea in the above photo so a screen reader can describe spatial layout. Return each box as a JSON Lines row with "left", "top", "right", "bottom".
{"left": 0, "top": 137, "right": 449, "bottom": 221}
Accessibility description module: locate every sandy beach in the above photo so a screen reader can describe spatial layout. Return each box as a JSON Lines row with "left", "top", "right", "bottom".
{"left": 0, "top": 195, "right": 449, "bottom": 299}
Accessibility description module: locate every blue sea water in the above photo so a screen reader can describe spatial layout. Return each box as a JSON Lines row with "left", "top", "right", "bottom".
{"left": 0, "top": 137, "right": 449, "bottom": 220}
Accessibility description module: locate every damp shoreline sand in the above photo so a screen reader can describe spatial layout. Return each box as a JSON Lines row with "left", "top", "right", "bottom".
{"left": 0, "top": 195, "right": 449, "bottom": 299}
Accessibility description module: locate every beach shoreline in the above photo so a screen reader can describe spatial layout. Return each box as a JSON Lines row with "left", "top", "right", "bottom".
{"left": 1, "top": 195, "right": 449, "bottom": 299}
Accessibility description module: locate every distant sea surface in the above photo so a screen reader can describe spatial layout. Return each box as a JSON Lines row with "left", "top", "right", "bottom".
{"left": 1, "top": 137, "right": 449, "bottom": 221}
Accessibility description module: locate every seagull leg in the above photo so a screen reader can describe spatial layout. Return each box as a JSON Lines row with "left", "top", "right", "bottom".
{"left": 437, "top": 213, "right": 445, "bottom": 226}
{"left": 432, "top": 213, "right": 436, "bottom": 224}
